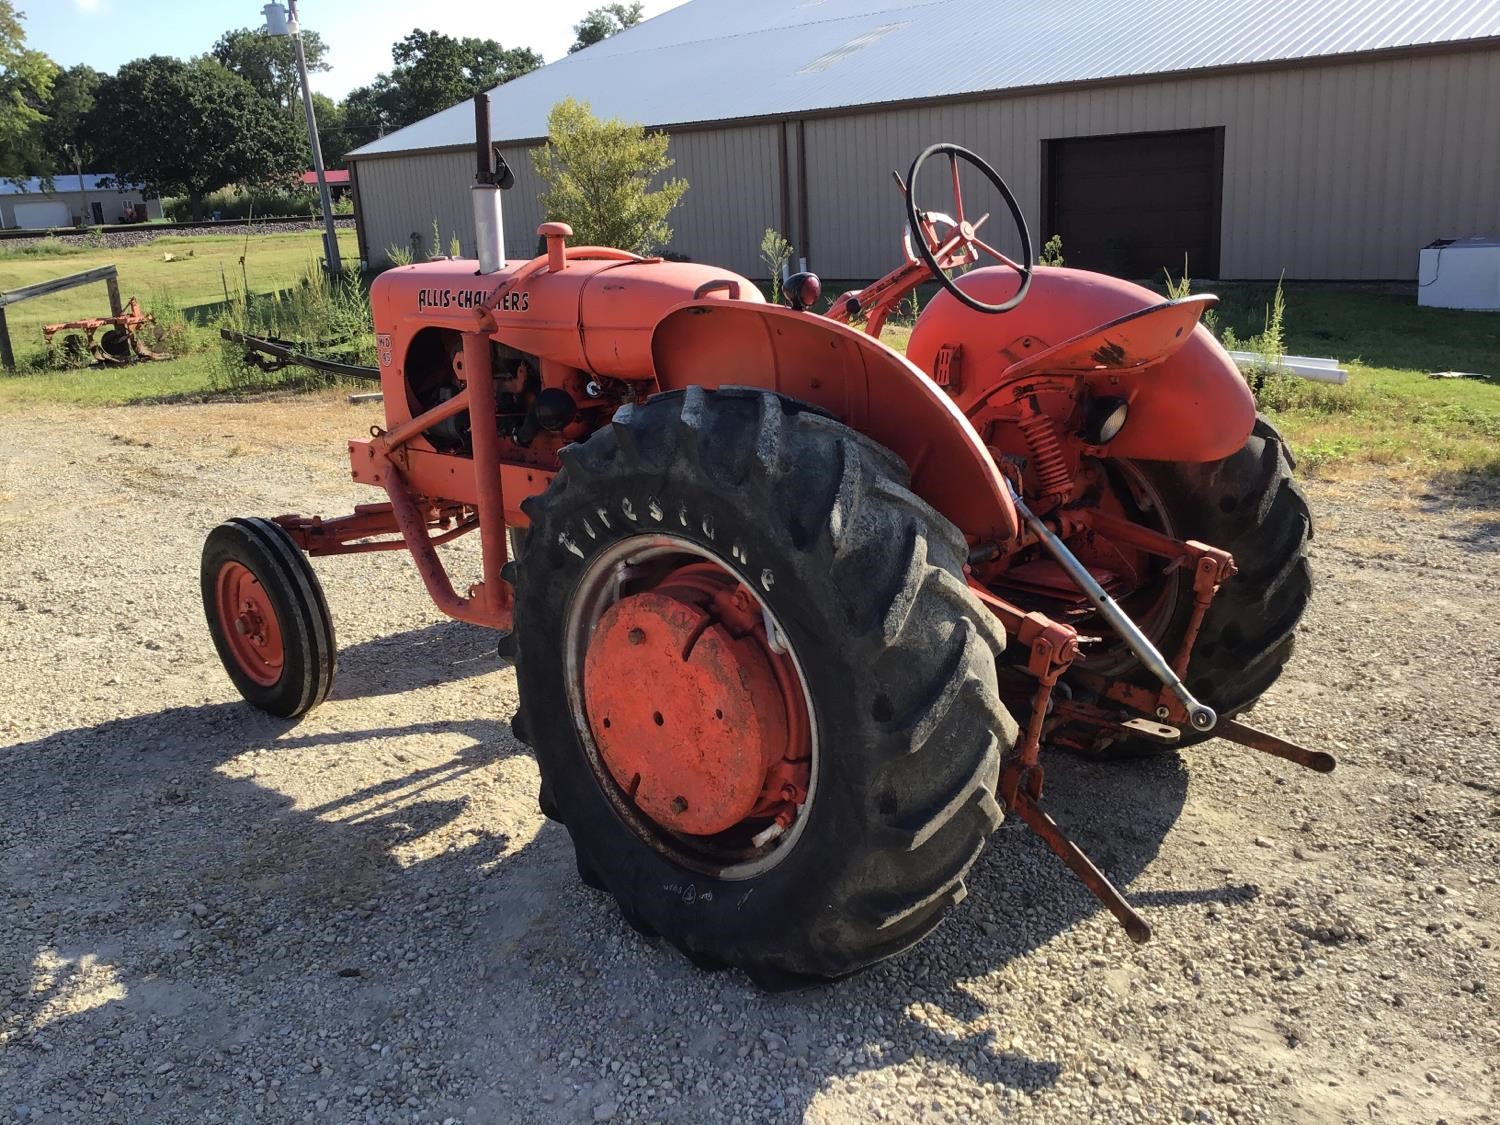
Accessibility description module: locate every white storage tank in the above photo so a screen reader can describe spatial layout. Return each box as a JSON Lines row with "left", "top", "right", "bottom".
{"left": 1418, "top": 236, "right": 1500, "bottom": 310}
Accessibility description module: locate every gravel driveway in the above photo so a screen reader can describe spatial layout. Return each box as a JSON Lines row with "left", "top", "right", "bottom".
{"left": 1, "top": 398, "right": 1495, "bottom": 1124}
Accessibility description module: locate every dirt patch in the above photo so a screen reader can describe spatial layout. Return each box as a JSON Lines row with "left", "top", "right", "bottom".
{"left": 1, "top": 400, "right": 1496, "bottom": 1124}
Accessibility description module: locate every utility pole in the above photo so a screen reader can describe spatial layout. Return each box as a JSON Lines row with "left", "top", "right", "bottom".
{"left": 263, "top": 1, "right": 342, "bottom": 274}
{"left": 66, "top": 143, "right": 85, "bottom": 226}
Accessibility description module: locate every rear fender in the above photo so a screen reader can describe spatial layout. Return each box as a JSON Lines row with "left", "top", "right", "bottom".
{"left": 911, "top": 267, "right": 1256, "bottom": 463}
{"left": 651, "top": 301, "right": 1018, "bottom": 544}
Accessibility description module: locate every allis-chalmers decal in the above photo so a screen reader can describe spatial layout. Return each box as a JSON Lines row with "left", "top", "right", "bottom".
{"left": 415, "top": 287, "right": 528, "bottom": 312}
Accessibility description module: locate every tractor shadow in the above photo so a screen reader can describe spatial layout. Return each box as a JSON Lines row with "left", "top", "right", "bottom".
{"left": 1419, "top": 466, "right": 1500, "bottom": 544}
{"left": 0, "top": 619, "right": 1218, "bottom": 1121}
{"left": 328, "top": 617, "right": 507, "bottom": 701}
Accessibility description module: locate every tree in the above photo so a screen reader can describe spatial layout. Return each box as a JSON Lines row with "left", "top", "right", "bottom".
{"left": 38, "top": 63, "right": 100, "bottom": 173}
{"left": 85, "top": 56, "right": 303, "bottom": 218}
{"left": 343, "top": 75, "right": 403, "bottom": 147}
{"left": 532, "top": 98, "right": 687, "bottom": 255}
{"left": 0, "top": 1, "right": 57, "bottom": 182}
{"left": 570, "top": 3, "right": 644, "bottom": 53}
{"left": 212, "top": 26, "right": 330, "bottom": 113}
{"left": 311, "top": 92, "right": 354, "bottom": 168}
{"left": 388, "top": 29, "right": 542, "bottom": 125}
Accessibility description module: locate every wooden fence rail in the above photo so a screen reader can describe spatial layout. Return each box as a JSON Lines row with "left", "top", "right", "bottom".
{"left": 0, "top": 264, "right": 122, "bottom": 370}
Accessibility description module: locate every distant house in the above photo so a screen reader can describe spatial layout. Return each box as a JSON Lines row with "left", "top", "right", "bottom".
{"left": 298, "top": 170, "right": 351, "bottom": 201}
{"left": 0, "top": 174, "right": 163, "bottom": 230}
{"left": 347, "top": 0, "right": 1500, "bottom": 281}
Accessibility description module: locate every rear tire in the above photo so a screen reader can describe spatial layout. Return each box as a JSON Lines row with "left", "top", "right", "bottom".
{"left": 512, "top": 388, "right": 1017, "bottom": 986}
{"left": 1078, "top": 415, "right": 1312, "bottom": 756}
{"left": 202, "top": 517, "right": 336, "bottom": 718}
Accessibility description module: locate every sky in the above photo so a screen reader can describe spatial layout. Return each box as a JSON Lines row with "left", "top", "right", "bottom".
{"left": 19, "top": 0, "right": 692, "bottom": 99}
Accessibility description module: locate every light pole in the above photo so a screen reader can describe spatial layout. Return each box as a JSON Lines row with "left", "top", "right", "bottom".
{"left": 262, "top": 1, "right": 342, "bottom": 274}
{"left": 64, "top": 143, "right": 85, "bottom": 226}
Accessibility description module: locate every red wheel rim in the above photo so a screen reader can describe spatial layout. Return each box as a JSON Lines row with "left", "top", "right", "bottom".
{"left": 215, "top": 561, "right": 285, "bottom": 687}
{"left": 565, "top": 538, "right": 816, "bottom": 877}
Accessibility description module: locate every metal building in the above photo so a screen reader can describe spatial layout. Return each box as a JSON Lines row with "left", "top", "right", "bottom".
{"left": 0, "top": 175, "right": 163, "bottom": 230}
{"left": 346, "top": 0, "right": 1500, "bottom": 282}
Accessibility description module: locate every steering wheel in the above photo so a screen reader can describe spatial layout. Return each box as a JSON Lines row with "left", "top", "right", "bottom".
{"left": 905, "top": 142, "right": 1033, "bottom": 314}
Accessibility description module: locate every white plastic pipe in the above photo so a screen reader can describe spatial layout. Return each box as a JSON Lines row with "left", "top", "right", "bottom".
{"left": 1227, "top": 351, "right": 1348, "bottom": 385}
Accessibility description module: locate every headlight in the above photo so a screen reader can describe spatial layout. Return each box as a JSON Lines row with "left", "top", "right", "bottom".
{"left": 1083, "top": 396, "right": 1129, "bottom": 444}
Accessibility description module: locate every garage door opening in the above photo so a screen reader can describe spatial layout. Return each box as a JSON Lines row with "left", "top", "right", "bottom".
{"left": 1043, "top": 128, "right": 1224, "bottom": 280}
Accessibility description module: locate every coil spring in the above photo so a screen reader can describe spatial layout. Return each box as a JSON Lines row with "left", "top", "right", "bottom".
{"left": 1018, "top": 408, "right": 1072, "bottom": 500}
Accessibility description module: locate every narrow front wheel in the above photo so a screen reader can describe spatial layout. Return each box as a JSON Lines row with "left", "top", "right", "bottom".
{"left": 201, "top": 517, "right": 336, "bottom": 718}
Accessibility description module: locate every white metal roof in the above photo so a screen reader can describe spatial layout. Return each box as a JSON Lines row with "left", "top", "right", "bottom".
{"left": 348, "top": 0, "right": 1500, "bottom": 158}
{"left": 0, "top": 174, "right": 138, "bottom": 195}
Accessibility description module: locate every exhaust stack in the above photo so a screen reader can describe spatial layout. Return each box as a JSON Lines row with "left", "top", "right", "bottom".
{"left": 472, "top": 93, "right": 505, "bottom": 274}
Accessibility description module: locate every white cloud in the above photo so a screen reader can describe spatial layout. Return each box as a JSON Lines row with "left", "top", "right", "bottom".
{"left": 74, "top": 0, "right": 102, "bottom": 11}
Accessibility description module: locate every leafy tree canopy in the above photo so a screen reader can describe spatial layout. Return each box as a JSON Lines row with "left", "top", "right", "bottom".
{"left": 212, "top": 26, "right": 329, "bottom": 113}
{"left": 85, "top": 55, "right": 303, "bottom": 217}
{"left": 0, "top": 1, "right": 58, "bottom": 182}
{"left": 570, "top": 3, "right": 645, "bottom": 53}
{"left": 532, "top": 98, "right": 686, "bottom": 255}
{"left": 389, "top": 29, "right": 542, "bottom": 124}
{"left": 38, "top": 63, "right": 100, "bottom": 171}
{"left": 342, "top": 74, "right": 404, "bottom": 148}
{"left": 310, "top": 91, "right": 354, "bottom": 169}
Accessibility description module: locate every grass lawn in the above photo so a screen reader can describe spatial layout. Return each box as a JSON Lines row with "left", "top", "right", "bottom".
{"left": 0, "top": 352, "right": 224, "bottom": 406}
{"left": 1205, "top": 283, "right": 1500, "bottom": 479}
{"left": 0, "top": 228, "right": 360, "bottom": 365}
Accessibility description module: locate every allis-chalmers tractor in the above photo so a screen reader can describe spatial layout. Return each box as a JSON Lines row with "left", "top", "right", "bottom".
{"left": 204, "top": 99, "right": 1326, "bottom": 988}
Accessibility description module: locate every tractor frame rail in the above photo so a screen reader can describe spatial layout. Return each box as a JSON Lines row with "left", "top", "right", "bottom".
{"left": 220, "top": 327, "right": 382, "bottom": 382}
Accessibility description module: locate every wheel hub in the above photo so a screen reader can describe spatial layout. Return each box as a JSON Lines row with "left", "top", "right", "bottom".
{"left": 583, "top": 585, "right": 790, "bottom": 836}
{"left": 215, "top": 561, "right": 284, "bottom": 687}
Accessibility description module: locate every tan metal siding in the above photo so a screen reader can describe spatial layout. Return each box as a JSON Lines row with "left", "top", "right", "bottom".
{"left": 352, "top": 128, "right": 779, "bottom": 276}
{"left": 798, "top": 48, "right": 1499, "bottom": 280}
{"left": 351, "top": 48, "right": 1498, "bottom": 280}
{"left": 349, "top": 150, "right": 472, "bottom": 264}
{"left": 658, "top": 125, "right": 782, "bottom": 276}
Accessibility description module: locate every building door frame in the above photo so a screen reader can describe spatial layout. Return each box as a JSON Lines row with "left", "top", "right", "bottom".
{"left": 1041, "top": 126, "right": 1225, "bottom": 279}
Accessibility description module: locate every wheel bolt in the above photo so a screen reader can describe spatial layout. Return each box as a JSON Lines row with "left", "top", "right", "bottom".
{"left": 671, "top": 795, "right": 688, "bottom": 814}
{"left": 627, "top": 628, "right": 646, "bottom": 646}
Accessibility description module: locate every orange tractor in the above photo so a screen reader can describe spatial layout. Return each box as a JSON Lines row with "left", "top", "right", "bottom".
{"left": 204, "top": 99, "right": 1325, "bottom": 987}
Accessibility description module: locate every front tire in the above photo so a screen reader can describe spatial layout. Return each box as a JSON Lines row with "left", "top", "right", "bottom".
{"left": 201, "top": 517, "right": 336, "bottom": 718}
{"left": 512, "top": 388, "right": 1017, "bottom": 986}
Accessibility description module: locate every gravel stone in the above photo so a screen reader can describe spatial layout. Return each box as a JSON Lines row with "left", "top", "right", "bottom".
{"left": 0, "top": 401, "right": 1496, "bottom": 1124}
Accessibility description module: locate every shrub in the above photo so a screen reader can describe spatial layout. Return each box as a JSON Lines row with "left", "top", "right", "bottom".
{"left": 143, "top": 288, "right": 199, "bottom": 356}
{"left": 212, "top": 259, "right": 375, "bottom": 393}
{"left": 532, "top": 98, "right": 688, "bottom": 254}
{"left": 759, "top": 228, "right": 793, "bottom": 304}
{"left": 1162, "top": 255, "right": 1219, "bottom": 341}
{"left": 1040, "top": 233, "right": 1064, "bottom": 267}
{"left": 163, "top": 186, "right": 319, "bottom": 222}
